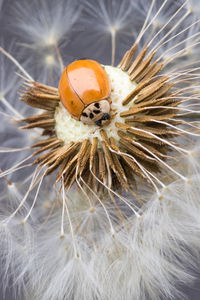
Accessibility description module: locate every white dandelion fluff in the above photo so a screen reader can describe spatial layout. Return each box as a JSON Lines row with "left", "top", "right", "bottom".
{"left": 188, "top": 0, "right": 200, "bottom": 15}
{"left": 2, "top": 0, "right": 81, "bottom": 84}
{"left": 78, "top": 0, "right": 137, "bottom": 65}
{"left": 0, "top": 43, "right": 34, "bottom": 119}
{"left": 1, "top": 0, "right": 200, "bottom": 299}
{"left": 8, "top": 0, "right": 80, "bottom": 51}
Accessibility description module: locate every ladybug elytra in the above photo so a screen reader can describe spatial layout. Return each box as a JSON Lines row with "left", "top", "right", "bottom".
{"left": 58, "top": 59, "right": 111, "bottom": 126}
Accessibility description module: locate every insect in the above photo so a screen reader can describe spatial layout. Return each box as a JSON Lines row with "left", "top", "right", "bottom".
{"left": 58, "top": 59, "right": 111, "bottom": 126}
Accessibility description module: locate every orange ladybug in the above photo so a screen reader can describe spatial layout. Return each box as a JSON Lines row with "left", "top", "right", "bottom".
{"left": 58, "top": 59, "right": 111, "bottom": 126}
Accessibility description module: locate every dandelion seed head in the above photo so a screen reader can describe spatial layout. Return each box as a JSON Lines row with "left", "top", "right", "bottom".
{"left": 1, "top": 0, "right": 200, "bottom": 299}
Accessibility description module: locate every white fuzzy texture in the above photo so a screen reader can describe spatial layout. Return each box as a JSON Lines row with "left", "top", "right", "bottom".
{"left": 16, "top": 173, "right": 200, "bottom": 300}
{"left": 188, "top": 0, "right": 200, "bottom": 15}
{"left": 1, "top": 0, "right": 81, "bottom": 85}
{"left": 1, "top": 147, "right": 200, "bottom": 300}
{"left": 55, "top": 65, "right": 136, "bottom": 143}
{"left": 1, "top": 0, "right": 200, "bottom": 300}
{"left": 9, "top": 0, "right": 80, "bottom": 50}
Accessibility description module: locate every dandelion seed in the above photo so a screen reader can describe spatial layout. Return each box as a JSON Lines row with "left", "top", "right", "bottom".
{"left": 9, "top": 0, "right": 80, "bottom": 50}
{"left": 79, "top": 0, "right": 136, "bottom": 65}
{"left": 3, "top": 0, "right": 81, "bottom": 84}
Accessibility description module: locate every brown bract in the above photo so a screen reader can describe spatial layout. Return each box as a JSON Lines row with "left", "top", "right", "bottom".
{"left": 20, "top": 44, "right": 182, "bottom": 193}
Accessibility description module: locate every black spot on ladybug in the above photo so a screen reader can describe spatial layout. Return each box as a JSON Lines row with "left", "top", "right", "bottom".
{"left": 102, "top": 113, "right": 110, "bottom": 120}
{"left": 96, "top": 119, "right": 102, "bottom": 126}
{"left": 89, "top": 113, "right": 94, "bottom": 119}
{"left": 94, "top": 110, "right": 100, "bottom": 114}
{"left": 82, "top": 112, "right": 88, "bottom": 117}
{"left": 94, "top": 102, "right": 100, "bottom": 108}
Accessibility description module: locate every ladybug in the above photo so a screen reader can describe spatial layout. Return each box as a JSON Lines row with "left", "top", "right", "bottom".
{"left": 58, "top": 59, "right": 111, "bottom": 126}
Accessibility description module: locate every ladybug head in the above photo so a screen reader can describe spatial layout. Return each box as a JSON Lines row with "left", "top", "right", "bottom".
{"left": 80, "top": 100, "right": 111, "bottom": 126}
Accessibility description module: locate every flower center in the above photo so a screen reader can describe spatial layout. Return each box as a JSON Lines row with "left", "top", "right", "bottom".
{"left": 54, "top": 65, "right": 136, "bottom": 144}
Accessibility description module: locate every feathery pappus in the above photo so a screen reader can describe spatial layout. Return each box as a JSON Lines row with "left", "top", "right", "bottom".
{"left": 1, "top": 0, "right": 200, "bottom": 299}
